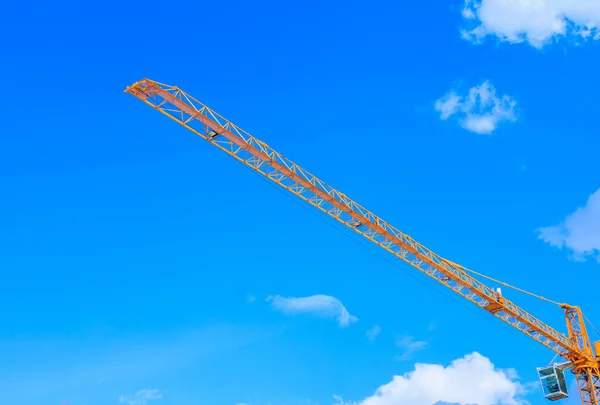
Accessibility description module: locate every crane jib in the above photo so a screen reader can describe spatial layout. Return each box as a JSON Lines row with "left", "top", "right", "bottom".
{"left": 125, "top": 79, "right": 600, "bottom": 404}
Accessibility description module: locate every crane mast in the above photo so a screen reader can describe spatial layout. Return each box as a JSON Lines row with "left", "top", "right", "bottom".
{"left": 125, "top": 79, "right": 600, "bottom": 404}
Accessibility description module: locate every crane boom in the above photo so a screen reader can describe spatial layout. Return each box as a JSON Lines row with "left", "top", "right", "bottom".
{"left": 125, "top": 78, "right": 600, "bottom": 404}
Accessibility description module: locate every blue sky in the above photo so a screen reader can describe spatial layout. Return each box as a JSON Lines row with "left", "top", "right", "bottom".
{"left": 1, "top": 1, "right": 599, "bottom": 405}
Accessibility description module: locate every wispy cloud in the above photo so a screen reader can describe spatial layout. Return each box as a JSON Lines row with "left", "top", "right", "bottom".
{"left": 119, "top": 388, "right": 163, "bottom": 405}
{"left": 537, "top": 188, "right": 600, "bottom": 262}
{"left": 461, "top": 0, "right": 600, "bottom": 48}
{"left": 435, "top": 81, "right": 517, "bottom": 135}
{"left": 0, "top": 324, "right": 267, "bottom": 403}
{"left": 267, "top": 294, "right": 358, "bottom": 327}
{"left": 333, "top": 352, "right": 531, "bottom": 405}
{"left": 366, "top": 325, "right": 381, "bottom": 341}
{"left": 394, "top": 336, "right": 428, "bottom": 361}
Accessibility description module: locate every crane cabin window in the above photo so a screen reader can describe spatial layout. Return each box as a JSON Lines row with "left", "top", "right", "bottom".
{"left": 537, "top": 365, "right": 569, "bottom": 401}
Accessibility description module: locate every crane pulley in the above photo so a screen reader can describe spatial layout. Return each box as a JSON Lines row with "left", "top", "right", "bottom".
{"left": 125, "top": 78, "right": 600, "bottom": 404}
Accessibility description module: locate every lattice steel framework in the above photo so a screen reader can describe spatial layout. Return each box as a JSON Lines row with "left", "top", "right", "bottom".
{"left": 564, "top": 306, "right": 600, "bottom": 405}
{"left": 125, "top": 78, "right": 600, "bottom": 404}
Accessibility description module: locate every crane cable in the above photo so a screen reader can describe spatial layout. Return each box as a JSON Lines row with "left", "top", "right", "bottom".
{"left": 584, "top": 313, "right": 600, "bottom": 338}
{"left": 547, "top": 352, "right": 560, "bottom": 367}
{"left": 445, "top": 259, "right": 600, "bottom": 338}
{"left": 441, "top": 258, "right": 563, "bottom": 306}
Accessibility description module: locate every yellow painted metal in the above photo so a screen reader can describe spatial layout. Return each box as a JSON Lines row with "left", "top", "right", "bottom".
{"left": 125, "top": 79, "right": 600, "bottom": 404}
{"left": 575, "top": 367, "right": 600, "bottom": 405}
{"left": 563, "top": 305, "right": 600, "bottom": 404}
{"left": 448, "top": 259, "right": 563, "bottom": 306}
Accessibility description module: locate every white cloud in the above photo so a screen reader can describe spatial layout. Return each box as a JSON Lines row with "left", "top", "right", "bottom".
{"left": 0, "top": 325, "right": 264, "bottom": 403}
{"left": 435, "top": 81, "right": 517, "bottom": 135}
{"left": 461, "top": 0, "right": 600, "bottom": 47}
{"left": 119, "top": 389, "right": 163, "bottom": 405}
{"left": 366, "top": 325, "right": 382, "bottom": 341}
{"left": 267, "top": 294, "right": 358, "bottom": 327}
{"left": 333, "top": 352, "right": 530, "bottom": 405}
{"left": 394, "top": 336, "right": 428, "bottom": 361}
{"left": 537, "top": 188, "right": 600, "bottom": 261}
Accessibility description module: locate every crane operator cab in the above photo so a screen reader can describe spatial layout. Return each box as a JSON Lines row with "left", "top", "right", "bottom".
{"left": 537, "top": 363, "right": 570, "bottom": 401}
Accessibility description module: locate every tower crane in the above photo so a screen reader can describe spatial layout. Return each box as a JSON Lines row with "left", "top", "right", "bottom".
{"left": 125, "top": 79, "right": 600, "bottom": 405}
